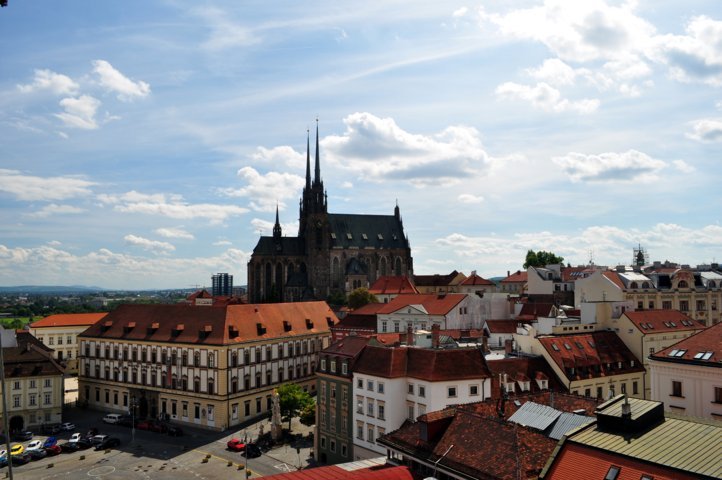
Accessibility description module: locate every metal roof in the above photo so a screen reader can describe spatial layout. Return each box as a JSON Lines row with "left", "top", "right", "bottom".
{"left": 570, "top": 417, "right": 722, "bottom": 478}
{"left": 546, "top": 412, "right": 594, "bottom": 440}
{"left": 508, "top": 401, "right": 561, "bottom": 431}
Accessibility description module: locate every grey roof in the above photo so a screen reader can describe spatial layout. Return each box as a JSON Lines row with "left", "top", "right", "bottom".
{"left": 252, "top": 236, "right": 305, "bottom": 256}
{"left": 546, "top": 412, "right": 594, "bottom": 440}
{"left": 328, "top": 213, "right": 408, "bottom": 250}
{"left": 508, "top": 402, "right": 561, "bottom": 431}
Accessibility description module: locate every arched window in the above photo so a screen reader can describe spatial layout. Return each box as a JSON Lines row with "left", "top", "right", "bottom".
{"left": 208, "top": 353, "right": 215, "bottom": 368}
{"left": 642, "top": 282, "right": 649, "bottom": 288}
{"left": 231, "top": 377, "right": 238, "bottom": 393}
{"left": 709, "top": 281, "right": 717, "bottom": 288}
{"left": 265, "top": 262, "right": 272, "bottom": 298}
{"left": 181, "top": 351, "right": 188, "bottom": 366}
{"left": 630, "top": 282, "right": 638, "bottom": 289}
{"left": 181, "top": 375, "right": 188, "bottom": 391}
{"left": 194, "top": 376, "right": 200, "bottom": 393}
{"left": 207, "top": 378, "right": 215, "bottom": 395}
{"left": 678, "top": 280, "right": 689, "bottom": 288}
{"left": 395, "top": 257, "right": 402, "bottom": 276}
{"left": 194, "top": 352, "right": 200, "bottom": 367}
{"left": 332, "top": 257, "right": 340, "bottom": 288}
{"left": 287, "top": 263, "right": 295, "bottom": 282}
{"left": 380, "top": 257, "right": 388, "bottom": 276}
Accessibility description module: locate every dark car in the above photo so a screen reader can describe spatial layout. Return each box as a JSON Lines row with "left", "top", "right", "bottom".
{"left": 44, "top": 445, "right": 62, "bottom": 456}
{"left": 59, "top": 442, "right": 80, "bottom": 453}
{"left": 75, "top": 439, "right": 93, "bottom": 450}
{"left": 10, "top": 452, "right": 31, "bottom": 465}
{"left": 149, "top": 422, "right": 167, "bottom": 433}
{"left": 244, "top": 444, "right": 262, "bottom": 459}
{"left": 0, "top": 456, "right": 7, "bottom": 468}
{"left": 12, "top": 431, "right": 33, "bottom": 441}
{"left": 42, "top": 424, "right": 62, "bottom": 435}
{"left": 27, "top": 448, "right": 47, "bottom": 460}
{"left": 166, "top": 425, "right": 183, "bottom": 437}
{"left": 94, "top": 437, "right": 120, "bottom": 450}
{"left": 116, "top": 415, "right": 134, "bottom": 427}
{"left": 43, "top": 436, "right": 57, "bottom": 448}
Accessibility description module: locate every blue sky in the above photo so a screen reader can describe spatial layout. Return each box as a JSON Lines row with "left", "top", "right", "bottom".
{"left": 1, "top": 1, "right": 722, "bottom": 290}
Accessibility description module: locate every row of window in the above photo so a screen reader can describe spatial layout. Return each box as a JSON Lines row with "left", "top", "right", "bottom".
{"left": 12, "top": 379, "right": 53, "bottom": 390}
{"left": 574, "top": 381, "right": 638, "bottom": 399}
{"left": 356, "top": 422, "right": 385, "bottom": 444}
{"left": 12, "top": 393, "right": 53, "bottom": 408}
{"left": 356, "top": 397, "right": 386, "bottom": 420}
{"left": 319, "top": 382, "right": 349, "bottom": 405}
{"left": 229, "top": 340, "right": 320, "bottom": 367}
{"left": 380, "top": 321, "right": 441, "bottom": 333}
{"left": 633, "top": 299, "right": 718, "bottom": 311}
{"left": 319, "top": 357, "right": 348, "bottom": 375}
{"left": 87, "top": 387, "right": 216, "bottom": 422}
{"left": 318, "top": 436, "right": 348, "bottom": 457}
{"left": 85, "top": 363, "right": 216, "bottom": 394}
{"left": 319, "top": 408, "right": 348, "bottom": 434}
{"left": 39, "top": 335, "right": 74, "bottom": 346}
{"left": 83, "top": 343, "right": 216, "bottom": 367}
{"left": 229, "top": 363, "right": 313, "bottom": 393}
{"left": 671, "top": 380, "right": 722, "bottom": 402}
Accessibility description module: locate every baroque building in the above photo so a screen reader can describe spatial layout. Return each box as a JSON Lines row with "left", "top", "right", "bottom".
{"left": 248, "top": 124, "right": 413, "bottom": 303}
{"left": 77, "top": 301, "right": 336, "bottom": 431}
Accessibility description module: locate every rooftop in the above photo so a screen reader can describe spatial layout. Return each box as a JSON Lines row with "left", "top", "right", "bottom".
{"left": 30, "top": 312, "right": 107, "bottom": 328}
{"left": 623, "top": 310, "right": 706, "bottom": 334}
{"left": 368, "top": 276, "right": 419, "bottom": 295}
{"left": 651, "top": 321, "right": 722, "bottom": 367}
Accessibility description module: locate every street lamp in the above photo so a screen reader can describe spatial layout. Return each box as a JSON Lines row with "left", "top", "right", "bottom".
{"left": 130, "top": 395, "right": 138, "bottom": 443}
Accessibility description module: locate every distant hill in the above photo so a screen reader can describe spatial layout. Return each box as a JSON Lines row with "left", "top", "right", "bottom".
{"left": 0, "top": 285, "right": 106, "bottom": 295}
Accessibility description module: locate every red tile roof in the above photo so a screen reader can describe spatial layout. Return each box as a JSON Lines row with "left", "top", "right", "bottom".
{"left": 486, "top": 356, "right": 566, "bottom": 397}
{"left": 30, "top": 313, "right": 107, "bottom": 328}
{"left": 485, "top": 319, "right": 519, "bottom": 334}
{"left": 501, "top": 270, "right": 527, "bottom": 283}
{"left": 413, "top": 270, "right": 463, "bottom": 287}
{"left": 460, "top": 273, "right": 494, "bottom": 286}
{"left": 4, "top": 331, "right": 64, "bottom": 377}
{"left": 369, "top": 276, "right": 419, "bottom": 295}
{"left": 322, "top": 335, "right": 370, "bottom": 358}
{"left": 538, "top": 332, "right": 644, "bottom": 380}
{"left": 519, "top": 303, "right": 556, "bottom": 318}
{"left": 544, "top": 442, "right": 700, "bottom": 480}
{"left": 376, "top": 293, "right": 466, "bottom": 315}
{"left": 354, "top": 345, "right": 491, "bottom": 380}
{"left": 602, "top": 271, "right": 625, "bottom": 290}
{"left": 651, "top": 321, "right": 722, "bottom": 366}
{"left": 560, "top": 266, "right": 595, "bottom": 282}
{"left": 623, "top": 310, "right": 706, "bottom": 333}
{"left": 79, "top": 302, "right": 337, "bottom": 345}
{"left": 262, "top": 464, "right": 416, "bottom": 480}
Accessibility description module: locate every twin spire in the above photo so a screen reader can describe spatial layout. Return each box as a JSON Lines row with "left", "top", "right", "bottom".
{"left": 307, "top": 118, "right": 321, "bottom": 187}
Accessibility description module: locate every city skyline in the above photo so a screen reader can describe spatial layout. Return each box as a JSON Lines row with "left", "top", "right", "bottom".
{"left": 1, "top": 1, "right": 722, "bottom": 289}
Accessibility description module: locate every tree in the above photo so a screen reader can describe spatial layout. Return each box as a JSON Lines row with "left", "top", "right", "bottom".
{"left": 523, "top": 249, "right": 564, "bottom": 269}
{"left": 299, "top": 401, "right": 316, "bottom": 427}
{"left": 347, "top": 287, "right": 378, "bottom": 310}
{"left": 326, "top": 291, "right": 347, "bottom": 307}
{"left": 277, "top": 383, "right": 314, "bottom": 431}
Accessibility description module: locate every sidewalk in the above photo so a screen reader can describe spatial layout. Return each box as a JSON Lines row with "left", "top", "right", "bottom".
{"left": 238, "top": 416, "right": 316, "bottom": 473}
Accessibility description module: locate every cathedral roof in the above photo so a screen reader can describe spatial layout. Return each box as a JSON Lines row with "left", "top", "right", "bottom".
{"left": 252, "top": 236, "right": 305, "bottom": 256}
{"left": 328, "top": 213, "right": 408, "bottom": 250}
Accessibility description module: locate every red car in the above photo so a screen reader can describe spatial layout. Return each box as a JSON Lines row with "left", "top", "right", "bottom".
{"left": 44, "top": 445, "right": 62, "bottom": 456}
{"left": 226, "top": 438, "right": 246, "bottom": 452}
{"left": 149, "top": 422, "right": 167, "bottom": 433}
{"left": 135, "top": 421, "right": 152, "bottom": 431}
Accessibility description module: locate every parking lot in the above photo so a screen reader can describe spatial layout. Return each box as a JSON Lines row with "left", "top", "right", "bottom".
{"left": 3, "top": 407, "right": 316, "bottom": 479}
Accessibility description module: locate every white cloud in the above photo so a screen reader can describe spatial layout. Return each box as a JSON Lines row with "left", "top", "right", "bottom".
{"left": 54, "top": 95, "right": 101, "bottom": 129}
{"left": 672, "top": 160, "right": 696, "bottom": 173}
{"left": 124, "top": 234, "right": 175, "bottom": 254}
{"left": 458, "top": 194, "right": 484, "bottom": 204}
{"left": 220, "top": 167, "right": 305, "bottom": 212}
{"left": 250, "top": 217, "right": 299, "bottom": 237}
{"left": 0, "top": 170, "right": 95, "bottom": 201}
{"left": 213, "top": 240, "right": 232, "bottom": 246}
{"left": 191, "top": 6, "right": 260, "bottom": 51}
{"left": 155, "top": 227, "right": 194, "bottom": 240}
{"left": 47, "top": 240, "right": 62, "bottom": 247}
{"left": 0, "top": 244, "right": 251, "bottom": 290}
{"left": 653, "top": 16, "right": 722, "bottom": 86}
{"left": 686, "top": 119, "right": 722, "bottom": 142}
{"left": 527, "top": 58, "right": 579, "bottom": 86}
{"left": 553, "top": 149, "right": 667, "bottom": 183}
{"left": 495, "top": 82, "right": 599, "bottom": 113}
{"left": 92, "top": 60, "right": 151, "bottom": 101}
{"left": 342, "top": 181, "right": 354, "bottom": 188}
{"left": 452, "top": 7, "right": 468, "bottom": 18}
{"left": 251, "top": 145, "right": 305, "bottom": 169}
{"left": 28, "top": 204, "right": 85, "bottom": 218}
{"left": 98, "top": 190, "right": 248, "bottom": 224}
{"left": 17, "top": 69, "right": 79, "bottom": 95}
{"left": 322, "top": 112, "right": 495, "bottom": 186}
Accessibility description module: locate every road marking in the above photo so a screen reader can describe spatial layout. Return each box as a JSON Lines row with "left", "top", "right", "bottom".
{"left": 274, "top": 463, "right": 292, "bottom": 472}
{"left": 87, "top": 466, "right": 116, "bottom": 477}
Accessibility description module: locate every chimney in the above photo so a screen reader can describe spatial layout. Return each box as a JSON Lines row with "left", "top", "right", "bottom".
{"left": 507, "top": 270, "right": 510, "bottom": 278}
{"left": 406, "top": 324, "right": 414, "bottom": 346}
{"left": 621, "top": 395, "right": 632, "bottom": 420}
{"left": 431, "top": 324, "right": 440, "bottom": 349}
{"left": 481, "top": 336, "right": 489, "bottom": 354}
{"left": 504, "top": 339, "right": 513, "bottom": 355}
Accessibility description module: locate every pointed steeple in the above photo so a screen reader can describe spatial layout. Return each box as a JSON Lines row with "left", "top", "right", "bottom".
{"left": 314, "top": 118, "right": 321, "bottom": 186}
{"left": 305, "top": 128, "right": 311, "bottom": 190}
{"left": 273, "top": 203, "right": 282, "bottom": 241}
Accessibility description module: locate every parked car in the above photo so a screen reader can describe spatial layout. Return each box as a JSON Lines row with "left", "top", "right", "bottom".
{"left": 60, "top": 422, "right": 76, "bottom": 431}
{"left": 27, "top": 448, "right": 47, "bottom": 460}
{"left": 135, "top": 421, "right": 152, "bottom": 431}
{"left": 12, "top": 431, "right": 33, "bottom": 441}
{"left": 0, "top": 456, "right": 7, "bottom": 468}
{"left": 166, "top": 425, "right": 183, "bottom": 437}
{"left": 75, "top": 438, "right": 93, "bottom": 450}
{"left": 59, "top": 442, "right": 80, "bottom": 453}
{"left": 102, "top": 413, "right": 122, "bottom": 424}
{"left": 69, "top": 432, "right": 82, "bottom": 443}
{"left": 44, "top": 445, "right": 62, "bottom": 456}
{"left": 94, "top": 437, "right": 120, "bottom": 450}
{"left": 227, "top": 438, "right": 246, "bottom": 452}
{"left": 117, "top": 415, "right": 134, "bottom": 427}
{"left": 10, "top": 444, "right": 24, "bottom": 456}
{"left": 149, "top": 422, "right": 167, "bottom": 433}
{"left": 43, "top": 436, "right": 57, "bottom": 448}
{"left": 244, "top": 443, "right": 263, "bottom": 459}
{"left": 42, "top": 424, "right": 62, "bottom": 435}
{"left": 26, "top": 440, "right": 43, "bottom": 451}
{"left": 10, "top": 452, "right": 31, "bottom": 465}
{"left": 90, "top": 435, "right": 109, "bottom": 446}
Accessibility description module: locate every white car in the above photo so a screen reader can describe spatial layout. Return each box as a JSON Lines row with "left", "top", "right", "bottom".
{"left": 69, "top": 433, "right": 82, "bottom": 443}
{"left": 26, "top": 440, "right": 43, "bottom": 451}
{"left": 60, "top": 422, "right": 76, "bottom": 431}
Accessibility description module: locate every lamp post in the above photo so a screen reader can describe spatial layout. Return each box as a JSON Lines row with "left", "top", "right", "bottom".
{"left": 130, "top": 396, "right": 138, "bottom": 443}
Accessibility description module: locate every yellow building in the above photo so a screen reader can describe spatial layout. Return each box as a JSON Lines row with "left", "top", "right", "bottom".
{"left": 1, "top": 331, "right": 65, "bottom": 433}
{"left": 78, "top": 301, "right": 337, "bottom": 431}
{"left": 29, "top": 313, "right": 107, "bottom": 374}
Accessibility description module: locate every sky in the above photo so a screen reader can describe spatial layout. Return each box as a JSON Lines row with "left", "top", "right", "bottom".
{"left": 1, "top": 1, "right": 722, "bottom": 290}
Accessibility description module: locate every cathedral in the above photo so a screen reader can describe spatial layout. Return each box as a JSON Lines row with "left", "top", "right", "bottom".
{"left": 247, "top": 124, "right": 414, "bottom": 303}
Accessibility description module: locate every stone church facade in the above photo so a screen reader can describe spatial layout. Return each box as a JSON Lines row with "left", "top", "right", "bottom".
{"left": 248, "top": 125, "right": 413, "bottom": 303}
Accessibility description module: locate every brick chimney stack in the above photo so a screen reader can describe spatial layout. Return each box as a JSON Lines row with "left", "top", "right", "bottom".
{"left": 431, "top": 324, "right": 440, "bottom": 349}
{"left": 407, "top": 324, "right": 414, "bottom": 346}
{"left": 504, "top": 339, "right": 513, "bottom": 355}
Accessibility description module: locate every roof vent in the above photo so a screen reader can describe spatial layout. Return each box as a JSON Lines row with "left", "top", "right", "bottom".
{"left": 147, "top": 322, "right": 159, "bottom": 335}
{"left": 199, "top": 324, "right": 212, "bottom": 339}
{"left": 256, "top": 323, "right": 267, "bottom": 335}
{"left": 283, "top": 320, "right": 292, "bottom": 332}
{"left": 100, "top": 320, "right": 113, "bottom": 332}
{"left": 172, "top": 324, "right": 185, "bottom": 337}
{"left": 123, "top": 322, "right": 136, "bottom": 333}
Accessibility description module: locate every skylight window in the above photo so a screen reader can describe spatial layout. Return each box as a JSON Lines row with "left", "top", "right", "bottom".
{"left": 564, "top": 343, "right": 572, "bottom": 350}
{"left": 695, "top": 351, "right": 713, "bottom": 360}
{"left": 330, "top": 233, "right": 336, "bottom": 239}
{"left": 670, "top": 322, "right": 677, "bottom": 327}
{"left": 604, "top": 465, "right": 621, "bottom": 480}
{"left": 346, "top": 233, "right": 353, "bottom": 239}
{"left": 362, "top": 233, "right": 368, "bottom": 240}
{"left": 377, "top": 234, "right": 383, "bottom": 240}
{"left": 575, "top": 341, "right": 584, "bottom": 349}
{"left": 668, "top": 349, "right": 679, "bottom": 357}
{"left": 674, "top": 349, "right": 687, "bottom": 357}
{"left": 552, "top": 344, "right": 560, "bottom": 351}
{"left": 588, "top": 340, "right": 595, "bottom": 348}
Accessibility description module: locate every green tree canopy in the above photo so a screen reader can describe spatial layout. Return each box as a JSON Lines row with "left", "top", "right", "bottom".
{"left": 299, "top": 401, "right": 316, "bottom": 427}
{"left": 347, "top": 287, "right": 378, "bottom": 310}
{"left": 277, "top": 383, "right": 314, "bottom": 431}
{"left": 523, "top": 249, "right": 565, "bottom": 269}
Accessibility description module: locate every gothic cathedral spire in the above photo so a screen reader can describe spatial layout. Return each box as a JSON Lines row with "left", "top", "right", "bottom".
{"left": 314, "top": 118, "right": 321, "bottom": 186}
{"left": 305, "top": 128, "right": 311, "bottom": 190}
{"left": 273, "top": 203, "right": 282, "bottom": 241}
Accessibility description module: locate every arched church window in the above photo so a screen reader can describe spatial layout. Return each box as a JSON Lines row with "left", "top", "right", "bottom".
{"left": 395, "top": 257, "right": 402, "bottom": 276}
